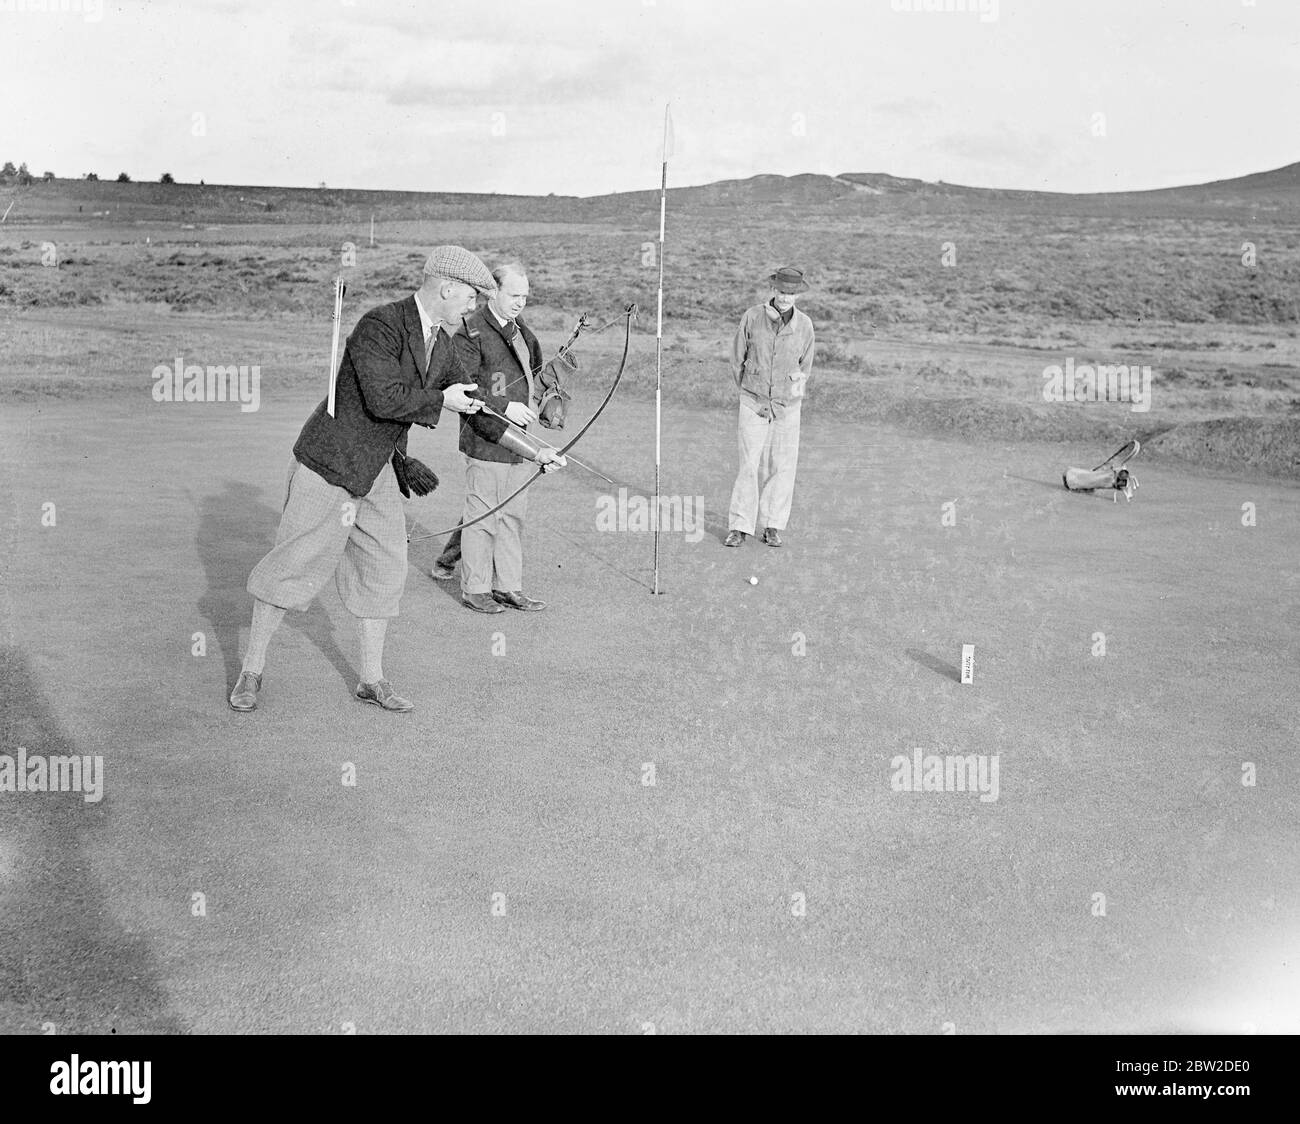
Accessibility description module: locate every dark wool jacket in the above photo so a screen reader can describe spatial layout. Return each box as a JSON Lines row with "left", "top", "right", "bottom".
{"left": 441, "top": 307, "right": 543, "bottom": 465}
{"left": 293, "top": 295, "right": 458, "bottom": 497}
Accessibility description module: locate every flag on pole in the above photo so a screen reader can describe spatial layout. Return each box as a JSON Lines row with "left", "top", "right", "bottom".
{"left": 653, "top": 104, "right": 671, "bottom": 596}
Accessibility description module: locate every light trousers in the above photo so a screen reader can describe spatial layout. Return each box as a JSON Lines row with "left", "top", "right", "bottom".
{"left": 728, "top": 402, "right": 801, "bottom": 534}
{"left": 460, "top": 455, "right": 533, "bottom": 594}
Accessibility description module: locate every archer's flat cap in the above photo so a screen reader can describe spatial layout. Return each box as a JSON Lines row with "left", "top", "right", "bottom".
{"left": 423, "top": 245, "right": 496, "bottom": 293}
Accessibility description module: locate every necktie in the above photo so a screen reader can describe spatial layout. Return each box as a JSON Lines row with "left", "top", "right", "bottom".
{"left": 503, "top": 320, "right": 535, "bottom": 407}
{"left": 426, "top": 324, "right": 447, "bottom": 382}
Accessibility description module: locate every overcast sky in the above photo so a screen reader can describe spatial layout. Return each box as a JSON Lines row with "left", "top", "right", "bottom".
{"left": 2, "top": 0, "right": 1297, "bottom": 196}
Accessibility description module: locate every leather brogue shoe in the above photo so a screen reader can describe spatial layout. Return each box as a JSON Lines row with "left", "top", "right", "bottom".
{"left": 355, "top": 679, "right": 415, "bottom": 712}
{"left": 462, "top": 592, "right": 505, "bottom": 613}
{"left": 492, "top": 590, "right": 546, "bottom": 612}
{"left": 228, "top": 670, "right": 262, "bottom": 712}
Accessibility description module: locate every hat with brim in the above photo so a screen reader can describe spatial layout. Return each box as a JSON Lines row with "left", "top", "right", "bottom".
{"left": 424, "top": 245, "right": 496, "bottom": 294}
{"left": 768, "top": 266, "right": 809, "bottom": 294}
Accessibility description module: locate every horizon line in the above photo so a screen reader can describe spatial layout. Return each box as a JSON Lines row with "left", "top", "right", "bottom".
{"left": 5, "top": 159, "right": 1297, "bottom": 202}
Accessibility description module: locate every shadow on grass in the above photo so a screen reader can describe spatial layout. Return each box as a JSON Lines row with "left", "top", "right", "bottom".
{"left": 1004, "top": 472, "right": 1064, "bottom": 494}
{"left": 905, "top": 647, "right": 960, "bottom": 683}
{"left": 406, "top": 459, "right": 730, "bottom": 592}
{"left": 0, "top": 646, "right": 185, "bottom": 1033}
{"left": 194, "top": 476, "right": 355, "bottom": 698}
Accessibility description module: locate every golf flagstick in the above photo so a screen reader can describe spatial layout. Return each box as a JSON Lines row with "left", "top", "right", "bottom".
{"left": 653, "top": 104, "right": 672, "bottom": 596}
{"left": 326, "top": 276, "right": 344, "bottom": 417}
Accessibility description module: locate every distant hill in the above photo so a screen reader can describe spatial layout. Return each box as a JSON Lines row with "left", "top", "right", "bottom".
{"left": 1, "top": 161, "right": 1295, "bottom": 227}
{"left": 585, "top": 173, "right": 854, "bottom": 210}
{"left": 698, "top": 162, "right": 1300, "bottom": 204}
{"left": 838, "top": 162, "right": 1300, "bottom": 203}
{"left": 583, "top": 161, "right": 1300, "bottom": 213}
{"left": 0, "top": 177, "right": 586, "bottom": 225}
{"left": 1134, "top": 161, "right": 1300, "bottom": 200}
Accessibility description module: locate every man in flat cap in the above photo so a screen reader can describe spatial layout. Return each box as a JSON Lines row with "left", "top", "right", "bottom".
{"left": 725, "top": 266, "right": 816, "bottom": 548}
{"left": 229, "top": 246, "right": 560, "bottom": 713}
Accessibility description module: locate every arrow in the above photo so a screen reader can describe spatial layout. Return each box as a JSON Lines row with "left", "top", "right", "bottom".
{"left": 475, "top": 403, "right": 615, "bottom": 485}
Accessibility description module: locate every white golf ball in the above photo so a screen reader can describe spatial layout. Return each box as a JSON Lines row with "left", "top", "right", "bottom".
{"left": 748, "top": 576, "right": 758, "bottom": 585}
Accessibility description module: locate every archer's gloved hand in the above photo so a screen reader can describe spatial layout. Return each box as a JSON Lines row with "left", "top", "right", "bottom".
{"left": 443, "top": 383, "right": 482, "bottom": 414}
{"left": 505, "top": 401, "right": 538, "bottom": 427}
{"left": 536, "top": 448, "right": 567, "bottom": 474}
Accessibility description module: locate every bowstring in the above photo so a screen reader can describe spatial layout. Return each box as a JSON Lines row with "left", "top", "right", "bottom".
{"left": 406, "top": 303, "right": 636, "bottom": 544}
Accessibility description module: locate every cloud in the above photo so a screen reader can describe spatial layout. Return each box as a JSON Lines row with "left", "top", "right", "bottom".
{"left": 873, "top": 97, "right": 943, "bottom": 122}
{"left": 332, "top": 0, "right": 634, "bottom": 51}
{"left": 931, "top": 129, "right": 1058, "bottom": 167}
{"left": 310, "top": 29, "right": 647, "bottom": 110}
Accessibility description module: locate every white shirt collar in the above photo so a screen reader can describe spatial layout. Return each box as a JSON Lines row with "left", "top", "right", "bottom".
{"left": 413, "top": 292, "right": 438, "bottom": 339}
{"left": 489, "top": 305, "right": 512, "bottom": 329}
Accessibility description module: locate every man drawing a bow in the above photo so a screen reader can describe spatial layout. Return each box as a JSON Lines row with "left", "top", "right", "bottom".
{"left": 434, "top": 261, "right": 562, "bottom": 613}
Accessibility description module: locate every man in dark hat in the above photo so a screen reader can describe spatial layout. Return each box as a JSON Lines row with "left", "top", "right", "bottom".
{"left": 724, "top": 266, "right": 816, "bottom": 548}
